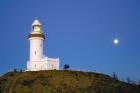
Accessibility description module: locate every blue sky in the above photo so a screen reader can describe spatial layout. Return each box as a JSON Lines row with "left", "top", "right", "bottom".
{"left": 0, "top": 0, "right": 140, "bottom": 81}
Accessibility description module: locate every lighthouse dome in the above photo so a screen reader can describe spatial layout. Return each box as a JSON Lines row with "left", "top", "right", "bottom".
{"left": 32, "top": 19, "right": 41, "bottom": 26}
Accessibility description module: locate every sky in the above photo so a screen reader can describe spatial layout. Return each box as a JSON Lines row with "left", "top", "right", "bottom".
{"left": 0, "top": 0, "right": 140, "bottom": 81}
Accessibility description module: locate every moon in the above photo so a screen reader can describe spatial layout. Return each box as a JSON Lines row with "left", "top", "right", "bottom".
{"left": 113, "top": 38, "right": 119, "bottom": 44}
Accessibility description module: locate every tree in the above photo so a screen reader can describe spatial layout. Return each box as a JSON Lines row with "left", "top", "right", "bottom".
{"left": 63, "top": 64, "right": 69, "bottom": 70}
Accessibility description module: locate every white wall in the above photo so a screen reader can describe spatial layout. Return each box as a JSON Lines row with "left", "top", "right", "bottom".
{"left": 30, "top": 37, "right": 44, "bottom": 61}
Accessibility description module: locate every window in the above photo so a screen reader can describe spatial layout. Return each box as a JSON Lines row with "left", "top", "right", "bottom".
{"left": 34, "top": 64, "right": 36, "bottom": 68}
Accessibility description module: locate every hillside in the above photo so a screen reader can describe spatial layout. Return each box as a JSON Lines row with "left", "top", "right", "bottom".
{"left": 0, "top": 70, "right": 140, "bottom": 93}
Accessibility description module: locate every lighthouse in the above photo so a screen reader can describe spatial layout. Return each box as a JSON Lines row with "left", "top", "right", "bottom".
{"left": 27, "top": 19, "right": 59, "bottom": 71}
{"left": 29, "top": 19, "right": 45, "bottom": 61}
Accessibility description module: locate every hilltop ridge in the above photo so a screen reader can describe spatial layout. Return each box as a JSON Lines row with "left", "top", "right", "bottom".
{"left": 0, "top": 70, "right": 140, "bottom": 93}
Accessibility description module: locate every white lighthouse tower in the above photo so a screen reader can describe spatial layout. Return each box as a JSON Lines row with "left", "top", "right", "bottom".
{"left": 29, "top": 19, "right": 44, "bottom": 61}
{"left": 27, "top": 19, "right": 59, "bottom": 71}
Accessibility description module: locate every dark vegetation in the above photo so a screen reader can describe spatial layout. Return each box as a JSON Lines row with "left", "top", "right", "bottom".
{"left": 63, "top": 64, "right": 70, "bottom": 70}
{"left": 0, "top": 70, "right": 140, "bottom": 93}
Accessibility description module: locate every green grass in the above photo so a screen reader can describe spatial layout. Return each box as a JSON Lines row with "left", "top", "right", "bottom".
{"left": 0, "top": 70, "right": 140, "bottom": 93}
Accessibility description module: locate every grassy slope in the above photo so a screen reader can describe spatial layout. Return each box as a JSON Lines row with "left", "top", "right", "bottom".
{"left": 0, "top": 70, "right": 140, "bottom": 93}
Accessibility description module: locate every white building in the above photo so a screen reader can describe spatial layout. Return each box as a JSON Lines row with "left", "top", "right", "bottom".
{"left": 27, "top": 19, "right": 59, "bottom": 71}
